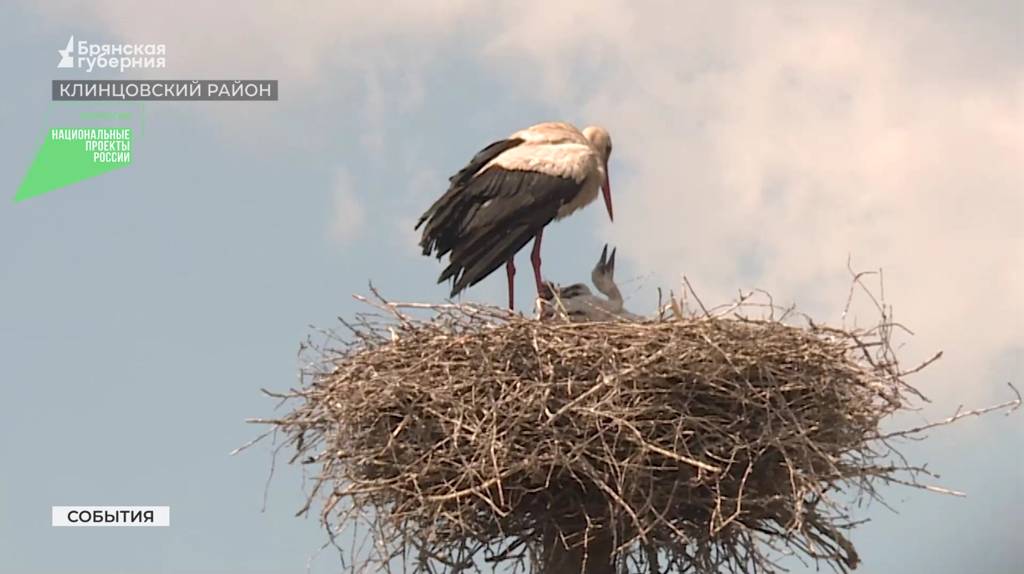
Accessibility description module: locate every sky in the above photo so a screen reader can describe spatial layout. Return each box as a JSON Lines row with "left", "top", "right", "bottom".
{"left": 0, "top": 1, "right": 1021, "bottom": 572}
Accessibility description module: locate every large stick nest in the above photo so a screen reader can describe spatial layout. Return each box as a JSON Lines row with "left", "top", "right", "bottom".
{"left": 254, "top": 287, "right": 1013, "bottom": 573}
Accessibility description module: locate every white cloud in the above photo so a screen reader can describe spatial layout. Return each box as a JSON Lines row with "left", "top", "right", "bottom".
{"left": 30, "top": 0, "right": 480, "bottom": 80}
{"left": 328, "top": 167, "right": 365, "bottom": 245}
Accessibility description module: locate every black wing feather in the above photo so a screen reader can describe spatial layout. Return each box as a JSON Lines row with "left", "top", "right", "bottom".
{"left": 418, "top": 163, "right": 580, "bottom": 297}
{"left": 415, "top": 137, "right": 525, "bottom": 235}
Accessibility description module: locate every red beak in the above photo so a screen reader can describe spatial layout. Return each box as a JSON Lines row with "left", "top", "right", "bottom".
{"left": 602, "top": 166, "right": 613, "bottom": 222}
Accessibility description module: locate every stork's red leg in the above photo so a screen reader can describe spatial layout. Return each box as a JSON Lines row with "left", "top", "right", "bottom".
{"left": 505, "top": 259, "right": 516, "bottom": 310}
{"left": 530, "top": 230, "right": 544, "bottom": 293}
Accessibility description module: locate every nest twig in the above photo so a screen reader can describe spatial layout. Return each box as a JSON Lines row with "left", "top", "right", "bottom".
{"left": 245, "top": 282, "right": 1019, "bottom": 573}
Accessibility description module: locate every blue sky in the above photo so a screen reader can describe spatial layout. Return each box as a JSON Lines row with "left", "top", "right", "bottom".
{"left": 1, "top": 1, "right": 1021, "bottom": 572}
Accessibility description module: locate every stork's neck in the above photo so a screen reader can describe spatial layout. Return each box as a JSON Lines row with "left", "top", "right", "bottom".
{"left": 592, "top": 276, "right": 623, "bottom": 307}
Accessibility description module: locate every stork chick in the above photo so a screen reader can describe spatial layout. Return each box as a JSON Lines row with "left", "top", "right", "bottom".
{"left": 537, "top": 245, "right": 638, "bottom": 322}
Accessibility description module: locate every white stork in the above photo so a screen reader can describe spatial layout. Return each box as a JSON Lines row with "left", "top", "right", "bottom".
{"left": 416, "top": 121, "right": 613, "bottom": 309}
{"left": 537, "top": 244, "right": 639, "bottom": 322}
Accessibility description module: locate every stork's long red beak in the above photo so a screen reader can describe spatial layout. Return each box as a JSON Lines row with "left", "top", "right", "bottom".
{"left": 602, "top": 167, "right": 613, "bottom": 222}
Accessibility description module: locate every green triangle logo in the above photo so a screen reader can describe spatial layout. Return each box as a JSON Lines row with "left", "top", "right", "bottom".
{"left": 15, "top": 128, "right": 132, "bottom": 202}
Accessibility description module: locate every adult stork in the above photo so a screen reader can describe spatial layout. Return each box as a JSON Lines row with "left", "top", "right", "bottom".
{"left": 416, "top": 121, "right": 614, "bottom": 309}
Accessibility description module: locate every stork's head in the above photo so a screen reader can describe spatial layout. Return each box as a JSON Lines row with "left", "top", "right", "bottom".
{"left": 591, "top": 244, "right": 621, "bottom": 302}
{"left": 582, "top": 125, "right": 613, "bottom": 222}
